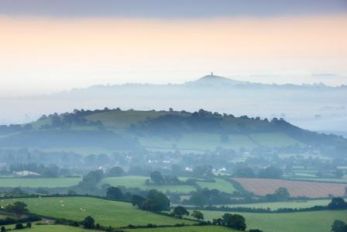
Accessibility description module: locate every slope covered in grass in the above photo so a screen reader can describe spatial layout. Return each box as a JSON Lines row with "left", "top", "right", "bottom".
{"left": 0, "top": 197, "right": 192, "bottom": 228}
{"left": 201, "top": 210, "right": 347, "bottom": 232}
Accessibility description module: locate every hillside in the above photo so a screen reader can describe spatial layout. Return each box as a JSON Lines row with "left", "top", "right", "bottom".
{"left": 0, "top": 108, "right": 346, "bottom": 155}
{"left": 1, "top": 74, "right": 347, "bottom": 137}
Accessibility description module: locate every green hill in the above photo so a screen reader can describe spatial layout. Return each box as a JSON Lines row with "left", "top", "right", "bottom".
{"left": 0, "top": 197, "right": 192, "bottom": 228}
{"left": 0, "top": 108, "right": 346, "bottom": 154}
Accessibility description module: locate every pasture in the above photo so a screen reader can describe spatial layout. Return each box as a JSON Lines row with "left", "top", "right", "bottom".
{"left": 196, "top": 179, "right": 236, "bottom": 194}
{"left": 101, "top": 176, "right": 196, "bottom": 194}
{"left": 233, "top": 178, "right": 347, "bottom": 197}
{"left": 7, "top": 224, "right": 94, "bottom": 232}
{"left": 3, "top": 224, "right": 236, "bottom": 232}
{"left": 224, "top": 198, "right": 337, "bottom": 210}
{"left": 201, "top": 210, "right": 347, "bottom": 232}
{"left": 0, "top": 177, "right": 81, "bottom": 188}
{"left": 102, "top": 176, "right": 236, "bottom": 194}
{"left": 0, "top": 197, "right": 192, "bottom": 228}
{"left": 125, "top": 225, "right": 237, "bottom": 232}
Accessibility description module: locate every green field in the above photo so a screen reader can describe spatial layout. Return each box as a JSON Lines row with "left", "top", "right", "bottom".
{"left": 201, "top": 210, "right": 347, "bottom": 232}
{"left": 126, "top": 225, "right": 237, "bottom": 232}
{"left": 0, "top": 177, "right": 81, "bottom": 188}
{"left": 102, "top": 176, "right": 236, "bottom": 194}
{"left": 102, "top": 176, "right": 196, "bottom": 194}
{"left": 6, "top": 224, "right": 95, "bottom": 232}
{"left": 3, "top": 224, "right": 236, "bottom": 232}
{"left": 0, "top": 197, "right": 192, "bottom": 228}
{"left": 86, "top": 110, "right": 167, "bottom": 130}
{"left": 196, "top": 179, "right": 236, "bottom": 194}
{"left": 225, "top": 198, "right": 336, "bottom": 210}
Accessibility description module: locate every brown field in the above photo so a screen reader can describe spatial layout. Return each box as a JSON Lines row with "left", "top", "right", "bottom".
{"left": 233, "top": 178, "right": 347, "bottom": 198}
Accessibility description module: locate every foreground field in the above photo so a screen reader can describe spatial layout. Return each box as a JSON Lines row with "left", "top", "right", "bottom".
{"left": 12, "top": 224, "right": 95, "bottom": 232}
{"left": 4, "top": 224, "right": 236, "bottom": 232}
{"left": 202, "top": 210, "right": 347, "bottom": 232}
{"left": 233, "top": 178, "right": 347, "bottom": 197}
{"left": 126, "top": 225, "right": 237, "bottom": 232}
{"left": 0, "top": 177, "right": 81, "bottom": 188}
{"left": 0, "top": 197, "right": 191, "bottom": 228}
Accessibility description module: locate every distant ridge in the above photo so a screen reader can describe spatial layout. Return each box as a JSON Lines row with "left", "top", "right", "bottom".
{"left": 0, "top": 108, "right": 346, "bottom": 156}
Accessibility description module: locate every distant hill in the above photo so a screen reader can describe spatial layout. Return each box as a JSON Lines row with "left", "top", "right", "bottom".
{"left": 0, "top": 108, "right": 346, "bottom": 156}
{"left": 1, "top": 74, "right": 346, "bottom": 136}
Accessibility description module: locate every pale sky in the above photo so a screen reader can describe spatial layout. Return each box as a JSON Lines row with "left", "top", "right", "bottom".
{"left": 0, "top": 0, "right": 347, "bottom": 96}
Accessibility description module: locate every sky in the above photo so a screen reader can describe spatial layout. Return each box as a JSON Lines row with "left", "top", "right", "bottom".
{"left": 0, "top": 0, "right": 347, "bottom": 96}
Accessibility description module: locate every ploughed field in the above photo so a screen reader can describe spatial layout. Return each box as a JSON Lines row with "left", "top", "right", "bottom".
{"left": 233, "top": 178, "right": 347, "bottom": 197}
{"left": 0, "top": 197, "right": 192, "bottom": 228}
{"left": 201, "top": 210, "right": 347, "bottom": 232}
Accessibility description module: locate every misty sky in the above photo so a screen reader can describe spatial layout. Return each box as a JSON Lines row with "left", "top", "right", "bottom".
{"left": 0, "top": 0, "right": 347, "bottom": 96}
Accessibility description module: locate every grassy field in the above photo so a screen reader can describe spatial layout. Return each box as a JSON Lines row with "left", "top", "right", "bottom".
{"left": 233, "top": 177, "right": 347, "bottom": 197}
{"left": 0, "top": 197, "right": 192, "bottom": 228}
{"left": 0, "top": 177, "right": 81, "bottom": 188}
{"left": 101, "top": 176, "right": 196, "bottom": 194}
{"left": 5, "top": 224, "right": 96, "bottom": 232}
{"left": 3, "top": 224, "right": 236, "bottom": 232}
{"left": 224, "top": 198, "right": 336, "bottom": 210}
{"left": 86, "top": 110, "right": 167, "bottom": 129}
{"left": 201, "top": 210, "right": 347, "bottom": 232}
{"left": 102, "top": 176, "right": 236, "bottom": 194}
{"left": 196, "top": 179, "right": 236, "bottom": 194}
{"left": 125, "top": 225, "right": 237, "bottom": 232}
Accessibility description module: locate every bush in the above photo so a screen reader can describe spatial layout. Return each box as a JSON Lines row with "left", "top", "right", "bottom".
{"left": 81, "top": 216, "right": 95, "bottom": 229}
{"left": 15, "top": 223, "right": 24, "bottom": 230}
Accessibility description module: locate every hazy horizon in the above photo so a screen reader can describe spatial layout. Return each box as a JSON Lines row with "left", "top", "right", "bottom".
{"left": 0, "top": 0, "right": 347, "bottom": 96}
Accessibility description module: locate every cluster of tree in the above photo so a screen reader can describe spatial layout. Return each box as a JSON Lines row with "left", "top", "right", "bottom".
{"left": 265, "top": 187, "right": 290, "bottom": 201}
{"left": 148, "top": 171, "right": 182, "bottom": 185}
{"left": 332, "top": 220, "right": 347, "bottom": 232}
{"left": 328, "top": 198, "right": 347, "bottom": 210}
{"left": 170, "top": 206, "right": 205, "bottom": 221}
{"left": 192, "top": 165, "right": 214, "bottom": 179}
{"left": 4, "top": 201, "right": 28, "bottom": 218}
{"left": 106, "top": 187, "right": 125, "bottom": 201}
{"left": 131, "top": 190, "right": 170, "bottom": 212}
{"left": 8, "top": 163, "right": 63, "bottom": 177}
{"left": 0, "top": 215, "right": 40, "bottom": 228}
{"left": 233, "top": 166, "right": 283, "bottom": 179}
{"left": 184, "top": 188, "right": 233, "bottom": 206}
{"left": 212, "top": 213, "right": 247, "bottom": 231}
{"left": 131, "top": 108, "right": 307, "bottom": 138}
{"left": 0, "top": 222, "right": 32, "bottom": 231}
{"left": 39, "top": 111, "right": 103, "bottom": 130}
{"left": 106, "top": 167, "right": 125, "bottom": 177}
{"left": 77, "top": 170, "right": 104, "bottom": 191}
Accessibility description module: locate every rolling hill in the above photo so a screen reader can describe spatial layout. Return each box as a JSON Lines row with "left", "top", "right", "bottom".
{"left": 0, "top": 108, "right": 346, "bottom": 155}
{"left": 1, "top": 74, "right": 347, "bottom": 137}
